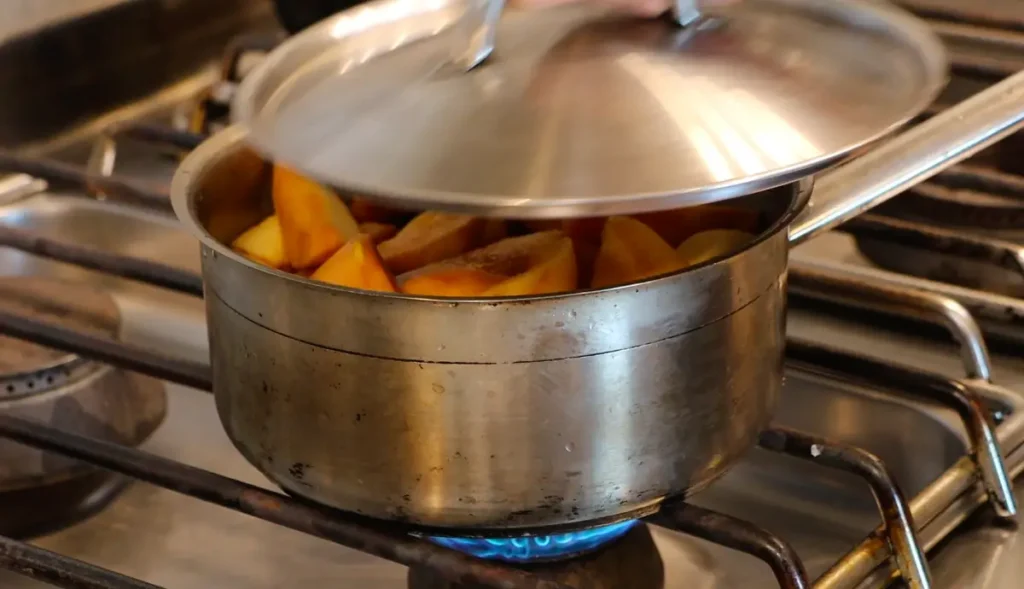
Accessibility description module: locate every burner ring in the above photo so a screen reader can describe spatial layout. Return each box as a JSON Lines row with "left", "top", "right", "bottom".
{"left": 0, "top": 275, "right": 121, "bottom": 400}
{"left": 0, "top": 358, "right": 98, "bottom": 400}
{"left": 0, "top": 276, "right": 168, "bottom": 502}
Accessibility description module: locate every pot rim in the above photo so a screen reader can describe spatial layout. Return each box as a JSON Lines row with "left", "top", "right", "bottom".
{"left": 172, "top": 125, "right": 812, "bottom": 304}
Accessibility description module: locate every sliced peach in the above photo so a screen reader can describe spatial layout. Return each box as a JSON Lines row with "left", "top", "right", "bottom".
{"left": 632, "top": 205, "right": 760, "bottom": 247}
{"left": 378, "top": 212, "right": 487, "bottom": 274}
{"left": 676, "top": 230, "right": 756, "bottom": 266}
{"left": 349, "top": 197, "right": 406, "bottom": 224}
{"left": 402, "top": 268, "right": 508, "bottom": 297}
{"left": 359, "top": 222, "right": 398, "bottom": 244}
{"left": 310, "top": 235, "right": 397, "bottom": 293}
{"left": 231, "top": 215, "right": 290, "bottom": 270}
{"left": 416, "top": 230, "right": 567, "bottom": 277}
{"left": 484, "top": 237, "right": 577, "bottom": 297}
{"left": 273, "top": 165, "right": 360, "bottom": 269}
{"left": 591, "top": 216, "right": 686, "bottom": 288}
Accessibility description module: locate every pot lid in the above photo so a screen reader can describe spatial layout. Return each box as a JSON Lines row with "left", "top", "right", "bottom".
{"left": 234, "top": 0, "right": 946, "bottom": 218}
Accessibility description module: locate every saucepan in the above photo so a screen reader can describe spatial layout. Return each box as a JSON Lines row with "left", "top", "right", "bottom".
{"left": 171, "top": 0, "right": 1024, "bottom": 533}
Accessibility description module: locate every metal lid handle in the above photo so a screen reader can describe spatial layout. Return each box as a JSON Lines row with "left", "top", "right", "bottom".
{"left": 789, "top": 70, "right": 1024, "bottom": 246}
{"left": 452, "top": 0, "right": 507, "bottom": 70}
{"left": 672, "top": 0, "right": 702, "bottom": 25}
{"left": 452, "top": 0, "right": 702, "bottom": 70}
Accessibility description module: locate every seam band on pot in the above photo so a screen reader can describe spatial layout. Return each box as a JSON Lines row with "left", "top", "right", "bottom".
{"left": 206, "top": 276, "right": 783, "bottom": 365}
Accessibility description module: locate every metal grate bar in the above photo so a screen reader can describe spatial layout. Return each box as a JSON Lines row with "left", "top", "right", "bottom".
{"left": 0, "top": 534, "right": 162, "bottom": 589}
{"left": 0, "top": 152, "right": 170, "bottom": 212}
{"left": 112, "top": 123, "right": 207, "bottom": 151}
{"left": 0, "top": 225, "right": 204, "bottom": 297}
{"left": 0, "top": 308, "right": 212, "bottom": 391}
{"left": 932, "top": 165, "right": 1024, "bottom": 199}
{"left": 840, "top": 214, "right": 1024, "bottom": 280}
{"left": 786, "top": 339, "right": 1017, "bottom": 520}
{"left": 951, "top": 54, "right": 1021, "bottom": 81}
{"left": 790, "top": 256, "right": 996, "bottom": 381}
{"left": 759, "top": 428, "right": 931, "bottom": 589}
{"left": 651, "top": 502, "right": 810, "bottom": 589}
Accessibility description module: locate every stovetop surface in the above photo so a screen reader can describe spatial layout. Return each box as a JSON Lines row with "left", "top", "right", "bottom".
{"left": 1, "top": 1, "right": 1024, "bottom": 587}
{"left": 2, "top": 187, "right": 1024, "bottom": 588}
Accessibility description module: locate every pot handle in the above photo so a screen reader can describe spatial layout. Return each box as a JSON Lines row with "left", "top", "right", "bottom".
{"left": 452, "top": 0, "right": 702, "bottom": 70}
{"left": 788, "top": 70, "right": 1024, "bottom": 247}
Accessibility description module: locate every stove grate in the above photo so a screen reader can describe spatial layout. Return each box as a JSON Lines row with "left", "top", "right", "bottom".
{"left": 0, "top": 241, "right": 1019, "bottom": 589}
{"left": 0, "top": 9, "right": 1022, "bottom": 589}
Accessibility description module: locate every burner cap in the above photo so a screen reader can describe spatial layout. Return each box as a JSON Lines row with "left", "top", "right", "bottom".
{"left": 0, "top": 277, "right": 121, "bottom": 399}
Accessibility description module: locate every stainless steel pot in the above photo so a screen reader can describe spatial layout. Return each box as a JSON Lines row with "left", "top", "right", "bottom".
{"left": 172, "top": 71, "right": 1024, "bottom": 532}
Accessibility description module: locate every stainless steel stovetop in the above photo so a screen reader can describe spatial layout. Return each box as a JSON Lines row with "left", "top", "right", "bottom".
{"left": 1, "top": 1, "right": 1023, "bottom": 588}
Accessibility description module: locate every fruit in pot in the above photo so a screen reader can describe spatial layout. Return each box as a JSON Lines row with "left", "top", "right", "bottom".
{"left": 272, "top": 165, "right": 360, "bottom": 269}
{"left": 676, "top": 230, "right": 756, "bottom": 266}
{"left": 378, "top": 212, "right": 494, "bottom": 274}
{"left": 399, "top": 231, "right": 577, "bottom": 297}
{"left": 632, "top": 205, "right": 760, "bottom": 247}
{"left": 591, "top": 216, "right": 686, "bottom": 288}
{"left": 410, "top": 230, "right": 567, "bottom": 277}
{"left": 483, "top": 237, "right": 577, "bottom": 296}
{"left": 310, "top": 235, "right": 397, "bottom": 292}
{"left": 402, "top": 268, "right": 508, "bottom": 297}
{"left": 237, "top": 167, "right": 765, "bottom": 297}
{"left": 231, "top": 214, "right": 290, "bottom": 270}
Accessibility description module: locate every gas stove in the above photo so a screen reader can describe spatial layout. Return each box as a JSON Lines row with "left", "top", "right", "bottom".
{"left": 0, "top": 1, "right": 1023, "bottom": 588}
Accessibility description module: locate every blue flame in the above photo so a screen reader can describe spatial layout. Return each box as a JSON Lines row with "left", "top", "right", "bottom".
{"left": 428, "top": 520, "right": 638, "bottom": 563}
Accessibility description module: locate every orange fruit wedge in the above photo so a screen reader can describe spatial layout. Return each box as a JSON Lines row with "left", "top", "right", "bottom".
{"left": 378, "top": 212, "right": 489, "bottom": 275}
{"left": 402, "top": 268, "right": 508, "bottom": 297}
{"left": 272, "top": 165, "right": 360, "bottom": 269}
{"left": 632, "top": 205, "right": 760, "bottom": 247}
{"left": 675, "top": 230, "right": 756, "bottom": 266}
{"left": 413, "top": 231, "right": 567, "bottom": 277}
{"left": 591, "top": 216, "right": 687, "bottom": 288}
{"left": 231, "top": 214, "right": 290, "bottom": 270}
{"left": 484, "top": 237, "right": 577, "bottom": 297}
{"left": 310, "top": 235, "right": 397, "bottom": 293}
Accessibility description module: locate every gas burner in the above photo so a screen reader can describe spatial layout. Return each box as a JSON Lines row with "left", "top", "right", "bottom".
{"left": 427, "top": 520, "right": 638, "bottom": 564}
{"left": 0, "top": 471, "right": 128, "bottom": 539}
{"left": 0, "top": 276, "right": 167, "bottom": 536}
{"left": 410, "top": 523, "right": 663, "bottom": 589}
